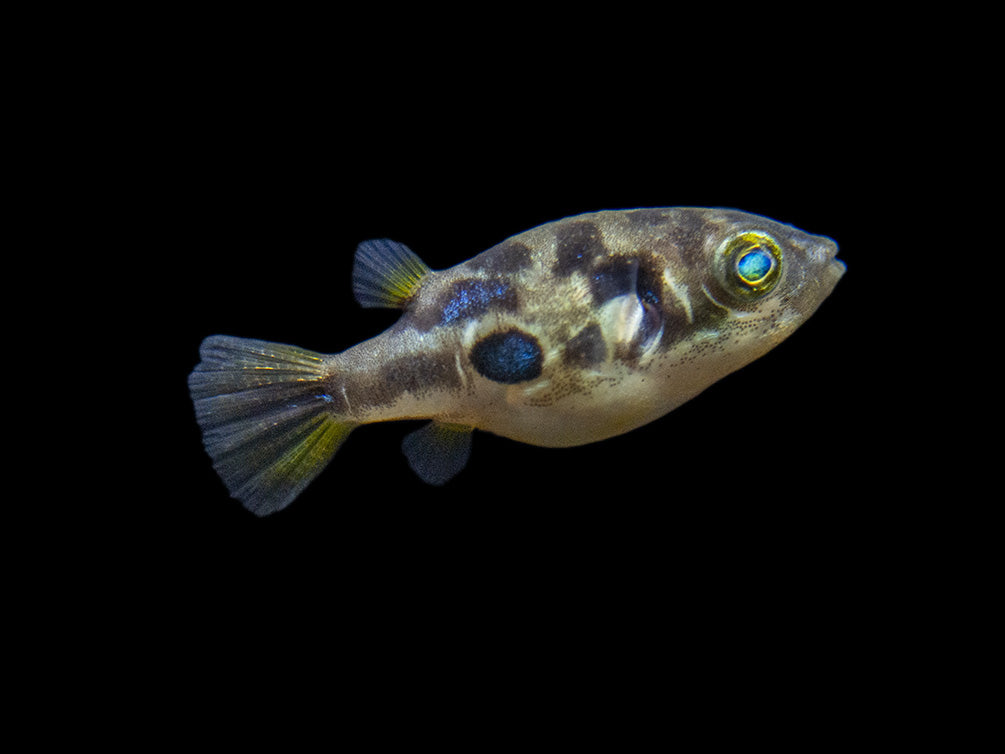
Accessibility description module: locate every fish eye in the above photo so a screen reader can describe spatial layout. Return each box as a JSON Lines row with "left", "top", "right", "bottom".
{"left": 737, "top": 248, "right": 774, "bottom": 284}
{"left": 720, "top": 232, "right": 783, "bottom": 296}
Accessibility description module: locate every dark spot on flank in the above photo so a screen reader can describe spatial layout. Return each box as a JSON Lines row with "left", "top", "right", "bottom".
{"left": 470, "top": 329, "right": 543, "bottom": 384}
{"left": 563, "top": 323, "right": 606, "bottom": 368}
{"left": 590, "top": 257, "right": 637, "bottom": 304}
{"left": 665, "top": 209, "right": 715, "bottom": 268}
{"left": 554, "top": 220, "right": 608, "bottom": 276}
{"left": 437, "top": 278, "right": 517, "bottom": 327}
{"left": 380, "top": 351, "right": 462, "bottom": 400}
{"left": 591, "top": 254, "right": 663, "bottom": 310}
{"left": 636, "top": 260, "right": 662, "bottom": 307}
{"left": 470, "top": 240, "right": 533, "bottom": 275}
{"left": 410, "top": 278, "right": 517, "bottom": 331}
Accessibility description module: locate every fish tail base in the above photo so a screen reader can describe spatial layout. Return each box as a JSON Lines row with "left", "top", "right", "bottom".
{"left": 188, "top": 335, "right": 354, "bottom": 515}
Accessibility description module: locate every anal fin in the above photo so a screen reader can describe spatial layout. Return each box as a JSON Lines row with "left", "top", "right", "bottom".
{"left": 402, "top": 422, "right": 473, "bottom": 486}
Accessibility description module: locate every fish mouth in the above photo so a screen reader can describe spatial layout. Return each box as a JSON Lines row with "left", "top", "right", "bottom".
{"left": 814, "top": 236, "right": 845, "bottom": 281}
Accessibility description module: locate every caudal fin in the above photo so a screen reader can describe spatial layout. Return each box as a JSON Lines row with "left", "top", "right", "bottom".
{"left": 188, "top": 335, "right": 354, "bottom": 515}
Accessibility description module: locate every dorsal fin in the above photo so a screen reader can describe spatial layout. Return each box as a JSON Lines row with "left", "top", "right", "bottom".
{"left": 352, "top": 239, "right": 431, "bottom": 309}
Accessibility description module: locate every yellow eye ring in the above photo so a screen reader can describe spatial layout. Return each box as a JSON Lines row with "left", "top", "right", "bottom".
{"left": 719, "top": 232, "right": 783, "bottom": 296}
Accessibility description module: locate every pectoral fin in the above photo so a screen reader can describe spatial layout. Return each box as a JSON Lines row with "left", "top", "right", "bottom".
{"left": 402, "top": 422, "right": 473, "bottom": 486}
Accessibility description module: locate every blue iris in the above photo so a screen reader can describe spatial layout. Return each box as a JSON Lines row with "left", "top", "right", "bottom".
{"left": 737, "top": 248, "right": 773, "bottom": 283}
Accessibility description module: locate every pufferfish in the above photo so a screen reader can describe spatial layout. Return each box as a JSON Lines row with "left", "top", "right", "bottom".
{"left": 189, "top": 207, "right": 844, "bottom": 515}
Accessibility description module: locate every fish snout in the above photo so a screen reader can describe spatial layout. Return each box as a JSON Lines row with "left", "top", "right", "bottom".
{"left": 810, "top": 236, "right": 845, "bottom": 284}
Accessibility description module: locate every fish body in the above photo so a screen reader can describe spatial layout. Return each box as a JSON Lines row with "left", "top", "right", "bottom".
{"left": 190, "top": 208, "right": 845, "bottom": 515}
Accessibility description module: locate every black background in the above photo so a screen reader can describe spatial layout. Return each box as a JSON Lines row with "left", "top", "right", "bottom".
{"left": 135, "top": 102, "right": 912, "bottom": 705}
{"left": 94, "top": 39, "right": 920, "bottom": 657}
{"left": 153, "top": 108, "right": 880, "bottom": 568}
{"left": 45, "top": 20, "right": 976, "bottom": 735}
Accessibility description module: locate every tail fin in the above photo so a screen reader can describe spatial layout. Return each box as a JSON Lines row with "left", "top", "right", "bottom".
{"left": 188, "top": 335, "right": 354, "bottom": 516}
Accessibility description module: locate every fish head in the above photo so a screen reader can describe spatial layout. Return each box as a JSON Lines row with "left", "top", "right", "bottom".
{"left": 608, "top": 208, "right": 848, "bottom": 404}
{"left": 682, "top": 209, "right": 845, "bottom": 353}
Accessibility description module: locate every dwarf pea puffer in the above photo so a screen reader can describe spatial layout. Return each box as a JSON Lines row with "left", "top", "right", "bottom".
{"left": 189, "top": 208, "right": 845, "bottom": 515}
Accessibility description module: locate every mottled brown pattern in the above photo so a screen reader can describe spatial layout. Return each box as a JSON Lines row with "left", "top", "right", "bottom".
{"left": 335, "top": 347, "right": 463, "bottom": 415}
{"left": 380, "top": 351, "right": 462, "bottom": 399}
{"left": 624, "top": 208, "right": 672, "bottom": 228}
{"left": 562, "top": 323, "right": 606, "bottom": 368}
{"left": 469, "top": 240, "right": 534, "bottom": 275}
{"left": 589, "top": 257, "right": 637, "bottom": 304}
{"left": 411, "top": 278, "right": 519, "bottom": 331}
{"left": 554, "top": 220, "right": 608, "bottom": 277}
{"left": 190, "top": 207, "right": 844, "bottom": 515}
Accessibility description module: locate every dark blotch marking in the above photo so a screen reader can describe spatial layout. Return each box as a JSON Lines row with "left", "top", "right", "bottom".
{"left": 664, "top": 209, "right": 716, "bottom": 269}
{"left": 636, "top": 261, "right": 662, "bottom": 308}
{"left": 469, "top": 240, "right": 533, "bottom": 275}
{"left": 554, "top": 220, "right": 607, "bottom": 277}
{"left": 589, "top": 254, "right": 663, "bottom": 307}
{"left": 590, "top": 257, "right": 637, "bottom": 304}
{"left": 563, "top": 323, "right": 606, "bottom": 368}
{"left": 338, "top": 348, "right": 463, "bottom": 415}
{"left": 411, "top": 277, "right": 518, "bottom": 331}
{"left": 438, "top": 278, "right": 517, "bottom": 326}
{"left": 381, "top": 351, "right": 462, "bottom": 400}
{"left": 470, "top": 329, "right": 543, "bottom": 384}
